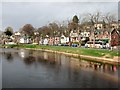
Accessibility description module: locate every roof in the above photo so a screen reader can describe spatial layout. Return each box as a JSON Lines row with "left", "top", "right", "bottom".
{"left": 14, "top": 32, "right": 21, "bottom": 35}
{"left": 61, "top": 34, "right": 65, "bottom": 37}
{"left": 61, "top": 34, "right": 69, "bottom": 37}
{"left": 70, "top": 32, "right": 78, "bottom": 37}
{"left": 45, "top": 35, "right": 49, "bottom": 37}
{"left": 111, "top": 29, "right": 120, "bottom": 36}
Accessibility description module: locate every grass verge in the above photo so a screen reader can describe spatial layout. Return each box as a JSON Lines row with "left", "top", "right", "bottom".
{"left": 1, "top": 44, "right": 120, "bottom": 59}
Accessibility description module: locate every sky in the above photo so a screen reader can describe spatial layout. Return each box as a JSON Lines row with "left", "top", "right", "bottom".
{"left": 1, "top": 0, "right": 119, "bottom": 32}
{"left": 118, "top": 2, "right": 120, "bottom": 20}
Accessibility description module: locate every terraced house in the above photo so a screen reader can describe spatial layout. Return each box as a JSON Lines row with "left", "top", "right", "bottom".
{"left": 111, "top": 29, "right": 120, "bottom": 48}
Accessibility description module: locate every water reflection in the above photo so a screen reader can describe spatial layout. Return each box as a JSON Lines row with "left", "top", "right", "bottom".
{"left": 17, "top": 49, "right": 119, "bottom": 74}
{"left": 23, "top": 56, "right": 36, "bottom": 65}
{"left": 2, "top": 48, "right": 120, "bottom": 88}
{"left": 2, "top": 49, "right": 119, "bottom": 74}
{"left": 4, "top": 52, "right": 13, "bottom": 62}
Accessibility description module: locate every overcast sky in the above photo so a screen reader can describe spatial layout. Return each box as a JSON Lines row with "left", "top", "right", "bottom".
{"left": 1, "top": 1, "right": 119, "bottom": 31}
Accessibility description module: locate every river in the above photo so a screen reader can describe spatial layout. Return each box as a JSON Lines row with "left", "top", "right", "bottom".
{"left": 1, "top": 48, "right": 120, "bottom": 88}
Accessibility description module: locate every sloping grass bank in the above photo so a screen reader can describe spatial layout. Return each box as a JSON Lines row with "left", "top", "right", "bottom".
{"left": 1, "top": 44, "right": 120, "bottom": 59}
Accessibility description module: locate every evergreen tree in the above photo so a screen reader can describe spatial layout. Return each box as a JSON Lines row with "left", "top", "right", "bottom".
{"left": 72, "top": 15, "right": 79, "bottom": 23}
{"left": 4, "top": 27, "right": 13, "bottom": 36}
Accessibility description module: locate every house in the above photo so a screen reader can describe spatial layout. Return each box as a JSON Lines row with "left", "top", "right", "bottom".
{"left": 111, "top": 29, "right": 120, "bottom": 47}
{"left": 43, "top": 35, "right": 49, "bottom": 45}
{"left": 111, "top": 21, "right": 119, "bottom": 29}
{"left": 14, "top": 32, "right": 21, "bottom": 36}
{"left": 60, "top": 34, "right": 69, "bottom": 44}
{"left": 13, "top": 32, "right": 21, "bottom": 44}
{"left": 43, "top": 38, "right": 49, "bottom": 45}
{"left": 33, "top": 31, "right": 39, "bottom": 44}
{"left": 49, "top": 37, "right": 54, "bottom": 45}
{"left": 94, "top": 23, "right": 103, "bottom": 30}
{"left": 33, "top": 37, "right": 39, "bottom": 45}
{"left": 80, "top": 31, "right": 90, "bottom": 45}
{"left": 70, "top": 30, "right": 79, "bottom": 42}
{"left": 81, "top": 31, "right": 90, "bottom": 38}
{"left": 19, "top": 37, "right": 28, "bottom": 44}
{"left": 19, "top": 36, "right": 31, "bottom": 44}
{"left": 54, "top": 37, "right": 60, "bottom": 45}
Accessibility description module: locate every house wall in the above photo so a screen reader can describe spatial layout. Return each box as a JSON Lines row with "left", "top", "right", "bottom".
{"left": 19, "top": 38, "right": 25, "bottom": 43}
{"left": 111, "top": 30, "right": 120, "bottom": 46}
{"left": 61, "top": 37, "right": 66, "bottom": 44}
{"left": 94, "top": 24, "right": 103, "bottom": 29}
{"left": 61, "top": 37, "right": 69, "bottom": 44}
{"left": 19, "top": 38, "right": 29, "bottom": 44}
{"left": 43, "top": 38, "right": 49, "bottom": 45}
{"left": 49, "top": 37, "right": 54, "bottom": 45}
{"left": 71, "top": 37, "right": 79, "bottom": 42}
{"left": 54, "top": 37, "right": 60, "bottom": 45}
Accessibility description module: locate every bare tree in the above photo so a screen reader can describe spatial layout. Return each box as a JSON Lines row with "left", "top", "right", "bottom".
{"left": 104, "top": 12, "right": 117, "bottom": 48}
{"left": 22, "top": 24, "right": 35, "bottom": 37}
{"left": 105, "top": 12, "right": 117, "bottom": 29}
{"left": 88, "top": 12, "right": 101, "bottom": 48}
{"left": 48, "top": 22, "right": 59, "bottom": 45}
{"left": 105, "top": 13, "right": 116, "bottom": 23}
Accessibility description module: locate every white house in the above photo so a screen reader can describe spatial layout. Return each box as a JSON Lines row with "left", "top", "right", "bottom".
{"left": 43, "top": 38, "right": 49, "bottom": 45}
{"left": 81, "top": 31, "right": 90, "bottom": 37}
{"left": 60, "top": 34, "right": 69, "bottom": 44}
{"left": 19, "top": 38, "right": 25, "bottom": 44}
{"left": 14, "top": 32, "right": 21, "bottom": 36}
{"left": 94, "top": 23, "right": 103, "bottom": 29}
{"left": 70, "top": 31, "right": 79, "bottom": 42}
{"left": 19, "top": 37, "right": 29, "bottom": 44}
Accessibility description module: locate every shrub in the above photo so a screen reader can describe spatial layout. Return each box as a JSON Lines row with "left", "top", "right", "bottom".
{"left": 72, "top": 42, "right": 79, "bottom": 45}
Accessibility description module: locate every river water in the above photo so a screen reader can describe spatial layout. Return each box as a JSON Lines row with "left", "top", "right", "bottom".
{"left": 1, "top": 48, "right": 120, "bottom": 88}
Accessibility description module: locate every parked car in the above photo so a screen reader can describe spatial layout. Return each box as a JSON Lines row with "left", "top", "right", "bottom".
{"left": 71, "top": 44, "right": 78, "bottom": 47}
{"left": 85, "top": 41, "right": 106, "bottom": 49}
{"left": 61, "top": 44, "right": 69, "bottom": 46}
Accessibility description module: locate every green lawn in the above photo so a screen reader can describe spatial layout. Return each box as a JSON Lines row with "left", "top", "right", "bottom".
{"left": 1, "top": 44, "right": 120, "bottom": 58}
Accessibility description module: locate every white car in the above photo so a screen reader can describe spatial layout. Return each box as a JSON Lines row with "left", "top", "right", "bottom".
{"left": 85, "top": 41, "right": 106, "bottom": 49}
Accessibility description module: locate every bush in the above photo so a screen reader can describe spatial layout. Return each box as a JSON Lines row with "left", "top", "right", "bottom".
{"left": 72, "top": 42, "right": 79, "bottom": 45}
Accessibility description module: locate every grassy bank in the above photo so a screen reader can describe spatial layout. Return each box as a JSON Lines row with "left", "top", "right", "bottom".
{"left": 1, "top": 44, "right": 120, "bottom": 59}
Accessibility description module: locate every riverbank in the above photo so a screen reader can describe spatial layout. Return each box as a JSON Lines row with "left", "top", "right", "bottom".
{"left": 1, "top": 44, "right": 120, "bottom": 65}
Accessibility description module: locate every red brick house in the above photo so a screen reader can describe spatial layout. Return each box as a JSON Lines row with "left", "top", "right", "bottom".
{"left": 49, "top": 37, "right": 54, "bottom": 45}
{"left": 54, "top": 37, "right": 60, "bottom": 45}
{"left": 111, "top": 29, "right": 120, "bottom": 47}
{"left": 49, "top": 37, "right": 60, "bottom": 45}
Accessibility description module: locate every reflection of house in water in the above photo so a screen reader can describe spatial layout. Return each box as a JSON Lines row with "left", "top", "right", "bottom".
{"left": 43, "top": 52, "right": 48, "bottom": 60}
{"left": 23, "top": 56, "right": 36, "bottom": 66}
{"left": 67, "top": 57, "right": 118, "bottom": 73}
{"left": 69, "top": 58, "right": 80, "bottom": 70}
{"left": 55, "top": 54, "right": 62, "bottom": 66}
{"left": 18, "top": 49, "right": 29, "bottom": 58}
{"left": 19, "top": 51, "right": 25, "bottom": 58}
{"left": 37, "top": 52, "right": 57, "bottom": 64}
{"left": 17, "top": 49, "right": 118, "bottom": 74}
{"left": 69, "top": 59, "right": 93, "bottom": 70}
{"left": 4, "top": 52, "right": 13, "bottom": 62}
{"left": 37, "top": 52, "right": 61, "bottom": 66}
{"left": 48, "top": 53, "right": 56, "bottom": 64}
{"left": 102, "top": 64, "right": 118, "bottom": 73}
